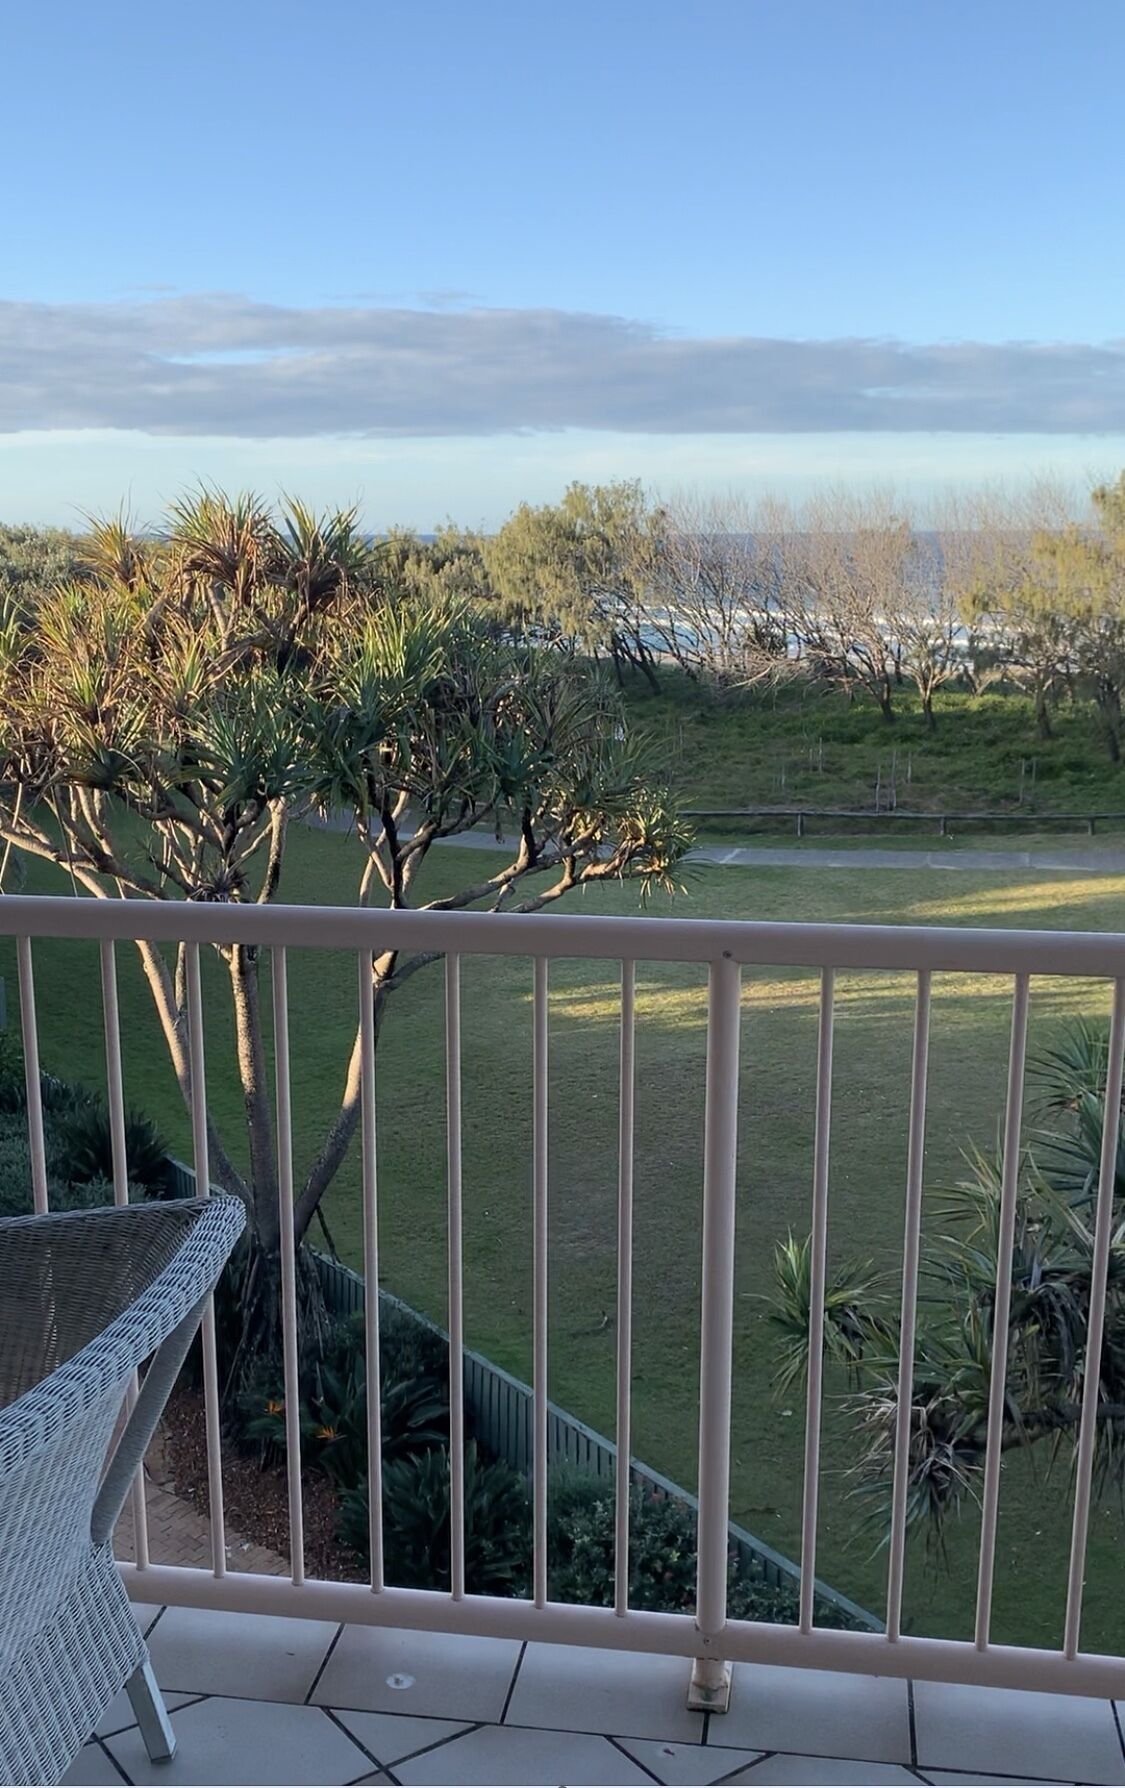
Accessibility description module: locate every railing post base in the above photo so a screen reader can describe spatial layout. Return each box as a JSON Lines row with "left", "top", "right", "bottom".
{"left": 687, "top": 1655, "right": 732, "bottom": 1713}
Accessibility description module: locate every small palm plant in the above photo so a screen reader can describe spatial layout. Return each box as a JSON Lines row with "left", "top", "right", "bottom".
{"left": 768, "top": 1017, "right": 1125, "bottom": 1551}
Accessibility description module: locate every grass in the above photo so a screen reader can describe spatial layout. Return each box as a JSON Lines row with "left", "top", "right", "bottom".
{"left": 628, "top": 671, "right": 1125, "bottom": 819}
{"left": 5, "top": 826, "right": 1125, "bottom": 1654}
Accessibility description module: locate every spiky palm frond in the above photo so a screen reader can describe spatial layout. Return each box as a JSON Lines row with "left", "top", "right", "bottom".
{"left": 167, "top": 488, "right": 277, "bottom": 604}
{"left": 1029, "top": 1018, "right": 1116, "bottom": 1119}
{"left": 276, "top": 497, "right": 372, "bottom": 613}
{"left": 764, "top": 1231, "right": 891, "bottom": 1399}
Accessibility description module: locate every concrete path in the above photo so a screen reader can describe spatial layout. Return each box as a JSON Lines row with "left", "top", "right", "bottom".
{"left": 305, "top": 811, "right": 1125, "bottom": 875}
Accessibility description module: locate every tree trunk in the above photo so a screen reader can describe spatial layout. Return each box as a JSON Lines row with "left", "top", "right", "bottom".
{"left": 294, "top": 963, "right": 391, "bottom": 1242}
{"left": 878, "top": 680, "right": 896, "bottom": 722}
{"left": 636, "top": 642, "right": 661, "bottom": 696}
{"left": 923, "top": 691, "right": 937, "bottom": 732}
{"left": 229, "top": 944, "right": 279, "bottom": 1253}
{"left": 1035, "top": 688, "right": 1054, "bottom": 741}
{"left": 1101, "top": 693, "right": 1122, "bottom": 762}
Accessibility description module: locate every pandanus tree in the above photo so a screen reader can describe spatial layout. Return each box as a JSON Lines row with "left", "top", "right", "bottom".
{"left": 767, "top": 1018, "right": 1125, "bottom": 1545}
{"left": 0, "top": 490, "right": 689, "bottom": 1386}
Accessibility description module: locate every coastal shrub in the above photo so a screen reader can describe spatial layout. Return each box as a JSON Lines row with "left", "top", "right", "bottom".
{"left": 236, "top": 1315, "right": 448, "bottom": 1483}
{"left": 549, "top": 1477, "right": 698, "bottom": 1611}
{"left": 342, "top": 1441, "right": 530, "bottom": 1595}
{"left": 55, "top": 1094, "right": 175, "bottom": 1197}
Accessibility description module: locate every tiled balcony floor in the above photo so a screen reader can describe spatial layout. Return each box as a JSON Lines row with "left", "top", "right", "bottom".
{"left": 63, "top": 1604, "right": 1125, "bottom": 1787}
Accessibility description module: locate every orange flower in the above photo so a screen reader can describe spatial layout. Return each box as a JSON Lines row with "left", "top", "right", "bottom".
{"left": 265, "top": 1400, "right": 284, "bottom": 1416}
{"left": 316, "top": 1425, "right": 337, "bottom": 1441}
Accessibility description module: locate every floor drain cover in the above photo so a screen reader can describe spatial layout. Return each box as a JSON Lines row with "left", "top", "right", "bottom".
{"left": 386, "top": 1673, "right": 414, "bottom": 1691}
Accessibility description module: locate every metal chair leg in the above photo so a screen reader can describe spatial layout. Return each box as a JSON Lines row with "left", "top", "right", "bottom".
{"left": 125, "top": 1659, "right": 177, "bottom": 1762}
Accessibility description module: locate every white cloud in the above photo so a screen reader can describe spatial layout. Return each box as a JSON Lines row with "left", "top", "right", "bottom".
{"left": 1, "top": 295, "right": 1124, "bottom": 437}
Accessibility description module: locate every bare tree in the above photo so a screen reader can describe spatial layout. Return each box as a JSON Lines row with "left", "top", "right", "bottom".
{"left": 639, "top": 490, "right": 792, "bottom": 688}
{"left": 789, "top": 490, "right": 914, "bottom": 720}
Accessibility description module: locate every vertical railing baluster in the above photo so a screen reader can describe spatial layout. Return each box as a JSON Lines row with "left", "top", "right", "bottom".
{"left": 185, "top": 943, "right": 227, "bottom": 1577}
{"left": 446, "top": 953, "right": 466, "bottom": 1601}
{"left": 271, "top": 946, "right": 305, "bottom": 1586}
{"left": 17, "top": 937, "right": 48, "bottom": 1214}
{"left": 100, "top": 939, "right": 149, "bottom": 1570}
{"left": 614, "top": 960, "right": 636, "bottom": 1618}
{"left": 691, "top": 952, "right": 741, "bottom": 1711}
{"left": 1063, "top": 977, "right": 1125, "bottom": 1657}
{"left": 798, "top": 968, "right": 835, "bottom": 1633}
{"left": 358, "top": 950, "right": 384, "bottom": 1592}
{"left": 885, "top": 969, "right": 932, "bottom": 1642}
{"left": 532, "top": 956, "right": 550, "bottom": 1608}
{"left": 974, "top": 972, "right": 1030, "bottom": 1650}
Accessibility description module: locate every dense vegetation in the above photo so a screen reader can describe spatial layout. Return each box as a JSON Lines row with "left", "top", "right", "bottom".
{"left": 0, "top": 1034, "right": 859, "bottom": 1627}
{"left": 0, "top": 494, "right": 685, "bottom": 1391}
{"left": 6, "top": 830, "right": 1125, "bottom": 1647}
{"left": 4, "top": 477, "right": 1125, "bottom": 1647}
{"left": 628, "top": 674, "right": 1125, "bottom": 819}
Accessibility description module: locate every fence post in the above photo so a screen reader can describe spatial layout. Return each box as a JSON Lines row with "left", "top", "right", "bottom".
{"left": 690, "top": 951, "right": 741, "bottom": 1713}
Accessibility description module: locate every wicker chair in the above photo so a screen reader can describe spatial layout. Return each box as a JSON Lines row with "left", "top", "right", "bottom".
{"left": 0, "top": 1195, "right": 245, "bottom": 1786}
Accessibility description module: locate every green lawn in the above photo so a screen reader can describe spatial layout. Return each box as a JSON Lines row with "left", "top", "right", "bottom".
{"left": 629, "top": 671, "right": 1125, "bottom": 820}
{"left": 4, "top": 827, "right": 1125, "bottom": 1654}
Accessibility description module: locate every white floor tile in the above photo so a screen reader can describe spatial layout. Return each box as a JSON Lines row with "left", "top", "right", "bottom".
{"left": 330, "top": 1709, "right": 474, "bottom": 1766}
{"left": 615, "top": 1734, "right": 767, "bottom": 1783}
{"left": 716, "top": 1664, "right": 912, "bottom": 1765}
{"left": 393, "top": 1722, "right": 651, "bottom": 1785}
{"left": 127, "top": 1603, "right": 163, "bottom": 1635}
{"left": 919, "top": 1774, "right": 1068, "bottom": 1785}
{"left": 505, "top": 1641, "right": 704, "bottom": 1743}
{"left": 145, "top": 1605, "right": 338, "bottom": 1701}
{"left": 62, "top": 1745, "right": 125, "bottom": 1786}
{"left": 95, "top": 1687, "right": 198, "bottom": 1737}
{"left": 104, "top": 1696, "right": 370, "bottom": 1786}
{"left": 725, "top": 1760, "right": 918, "bottom": 1785}
{"left": 313, "top": 1624, "right": 522, "bottom": 1721}
{"left": 914, "top": 1681, "right": 1125, "bottom": 1783}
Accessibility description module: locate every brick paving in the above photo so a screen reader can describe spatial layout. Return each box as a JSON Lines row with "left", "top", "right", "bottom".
{"left": 114, "top": 1423, "right": 287, "bottom": 1577}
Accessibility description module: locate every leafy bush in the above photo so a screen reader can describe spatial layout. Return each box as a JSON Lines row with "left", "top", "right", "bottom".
{"left": 378, "top": 1299, "right": 449, "bottom": 1385}
{"left": 0, "top": 1109, "right": 136, "bottom": 1216}
{"left": 549, "top": 1477, "right": 698, "bottom": 1611}
{"left": 237, "top": 1317, "right": 447, "bottom": 1485}
{"left": 548, "top": 1473, "right": 865, "bottom": 1628}
{"left": 0, "top": 1031, "right": 25, "bottom": 1113}
{"left": 54, "top": 1095, "right": 175, "bottom": 1197}
{"left": 342, "top": 1441, "right": 531, "bottom": 1595}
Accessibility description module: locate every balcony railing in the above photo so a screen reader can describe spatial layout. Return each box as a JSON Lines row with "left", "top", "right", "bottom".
{"left": 3, "top": 893, "right": 1125, "bottom": 1708}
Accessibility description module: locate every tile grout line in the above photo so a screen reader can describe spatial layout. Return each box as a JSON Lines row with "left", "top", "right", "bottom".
{"left": 304, "top": 1622, "right": 345, "bottom": 1704}
{"left": 1112, "top": 1698, "right": 1125, "bottom": 1766}
{"left": 322, "top": 1704, "right": 402, "bottom": 1784}
{"left": 907, "top": 1677, "right": 918, "bottom": 1769}
{"left": 713, "top": 1752, "right": 776, "bottom": 1782}
{"left": 370, "top": 1720, "right": 486, "bottom": 1774}
{"left": 98, "top": 1692, "right": 210, "bottom": 1740}
{"left": 93, "top": 1733, "right": 132, "bottom": 1786}
{"left": 604, "top": 1733, "right": 663, "bottom": 1784}
{"left": 498, "top": 1638, "right": 527, "bottom": 1725}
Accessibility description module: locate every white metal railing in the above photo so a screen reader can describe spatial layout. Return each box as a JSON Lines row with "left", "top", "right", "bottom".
{"left": 3, "top": 893, "right": 1125, "bottom": 1703}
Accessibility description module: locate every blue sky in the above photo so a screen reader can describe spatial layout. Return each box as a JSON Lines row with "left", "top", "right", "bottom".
{"left": 2, "top": 0, "right": 1124, "bottom": 526}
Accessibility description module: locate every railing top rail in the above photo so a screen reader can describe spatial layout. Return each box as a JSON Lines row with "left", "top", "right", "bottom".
{"left": 2, "top": 893, "right": 1125, "bottom": 977}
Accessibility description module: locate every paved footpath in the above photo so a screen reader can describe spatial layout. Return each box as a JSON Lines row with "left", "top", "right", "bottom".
{"left": 305, "top": 811, "right": 1125, "bottom": 875}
